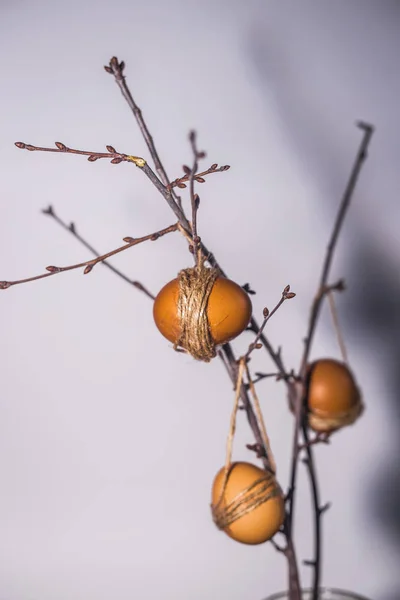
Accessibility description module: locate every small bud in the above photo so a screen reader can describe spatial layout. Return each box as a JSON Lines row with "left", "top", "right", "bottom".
{"left": 194, "top": 194, "right": 200, "bottom": 208}
{"left": 88, "top": 155, "right": 98, "bottom": 162}
{"left": 123, "top": 236, "right": 135, "bottom": 243}
{"left": 303, "top": 560, "right": 316, "bottom": 568}
{"left": 336, "top": 279, "right": 346, "bottom": 292}
{"left": 69, "top": 222, "right": 76, "bottom": 234}
{"left": 15, "top": 142, "right": 26, "bottom": 149}
{"left": 110, "top": 157, "right": 123, "bottom": 164}
{"left": 83, "top": 264, "right": 93, "bottom": 275}
{"left": 242, "top": 283, "right": 256, "bottom": 295}
{"left": 46, "top": 266, "right": 61, "bottom": 273}
{"left": 0, "top": 281, "right": 11, "bottom": 289}
{"left": 106, "top": 145, "right": 116, "bottom": 153}
{"left": 42, "top": 205, "right": 54, "bottom": 216}
{"left": 255, "top": 343, "right": 263, "bottom": 349}
{"left": 177, "top": 182, "right": 187, "bottom": 189}
{"left": 119, "top": 61, "right": 125, "bottom": 71}
{"left": 285, "top": 292, "right": 296, "bottom": 299}
{"left": 182, "top": 165, "right": 191, "bottom": 175}
{"left": 210, "top": 163, "right": 218, "bottom": 170}
{"left": 189, "top": 131, "right": 196, "bottom": 143}
{"left": 198, "top": 151, "right": 206, "bottom": 159}
{"left": 104, "top": 66, "right": 113, "bottom": 74}
{"left": 195, "top": 176, "right": 205, "bottom": 183}
{"left": 222, "top": 165, "right": 230, "bottom": 171}
{"left": 151, "top": 233, "right": 160, "bottom": 241}
{"left": 55, "top": 142, "right": 66, "bottom": 151}
{"left": 263, "top": 307, "right": 270, "bottom": 318}
{"left": 319, "top": 502, "right": 331, "bottom": 515}
{"left": 283, "top": 284, "right": 291, "bottom": 294}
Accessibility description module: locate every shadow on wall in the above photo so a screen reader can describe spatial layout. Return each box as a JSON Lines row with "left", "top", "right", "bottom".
{"left": 343, "top": 243, "right": 400, "bottom": 600}
{"left": 246, "top": 4, "right": 400, "bottom": 600}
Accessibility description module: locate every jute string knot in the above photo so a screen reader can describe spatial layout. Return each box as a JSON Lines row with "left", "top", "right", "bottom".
{"left": 175, "top": 264, "right": 219, "bottom": 362}
{"left": 309, "top": 396, "right": 364, "bottom": 432}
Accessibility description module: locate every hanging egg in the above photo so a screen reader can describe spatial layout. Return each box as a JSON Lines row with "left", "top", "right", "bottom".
{"left": 153, "top": 267, "right": 252, "bottom": 360}
{"left": 210, "top": 461, "right": 285, "bottom": 545}
{"left": 306, "top": 358, "right": 363, "bottom": 433}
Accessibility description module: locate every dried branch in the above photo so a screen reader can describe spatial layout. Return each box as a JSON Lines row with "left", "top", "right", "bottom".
{"left": 300, "top": 122, "right": 374, "bottom": 374}
{"left": 41, "top": 205, "right": 155, "bottom": 299}
{"left": 288, "top": 122, "right": 375, "bottom": 600}
{"left": 0, "top": 223, "right": 178, "bottom": 289}
{"left": 14, "top": 140, "right": 181, "bottom": 219}
{"left": 15, "top": 140, "right": 146, "bottom": 166}
{"left": 105, "top": 55, "right": 302, "bottom": 598}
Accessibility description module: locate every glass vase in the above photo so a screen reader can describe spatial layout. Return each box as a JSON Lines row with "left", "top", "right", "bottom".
{"left": 264, "top": 589, "right": 372, "bottom": 600}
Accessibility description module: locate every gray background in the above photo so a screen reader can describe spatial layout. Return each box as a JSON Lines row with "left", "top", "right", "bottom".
{"left": 0, "top": 1, "right": 399, "bottom": 599}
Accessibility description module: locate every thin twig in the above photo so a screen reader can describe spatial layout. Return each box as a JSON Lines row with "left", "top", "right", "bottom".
{"left": 188, "top": 131, "right": 204, "bottom": 265}
{"left": 302, "top": 421, "right": 322, "bottom": 593}
{"left": 41, "top": 205, "right": 154, "bottom": 299}
{"left": 105, "top": 57, "right": 172, "bottom": 190}
{"left": 0, "top": 223, "right": 178, "bottom": 289}
{"left": 168, "top": 162, "right": 230, "bottom": 190}
{"left": 15, "top": 140, "right": 145, "bottom": 166}
{"left": 247, "top": 371, "right": 292, "bottom": 387}
{"left": 298, "top": 432, "right": 330, "bottom": 451}
{"left": 300, "top": 122, "right": 374, "bottom": 374}
{"left": 244, "top": 285, "right": 296, "bottom": 360}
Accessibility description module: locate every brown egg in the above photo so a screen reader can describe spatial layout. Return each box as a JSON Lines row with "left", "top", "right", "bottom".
{"left": 153, "top": 274, "right": 252, "bottom": 346}
{"left": 211, "top": 462, "right": 285, "bottom": 545}
{"left": 306, "top": 359, "right": 362, "bottom": 432}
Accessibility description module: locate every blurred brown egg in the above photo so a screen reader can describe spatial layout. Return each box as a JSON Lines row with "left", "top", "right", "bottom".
{"left": 153, "top": 274, "right": 252, "bottom": 346}
{"left": 306, "top": 358, "right": 362, "bottom": 433}
{"left": 211, "top": 462, "right": 285, "bottom": 545}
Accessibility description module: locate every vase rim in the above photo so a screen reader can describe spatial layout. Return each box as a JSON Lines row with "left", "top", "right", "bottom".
{"left": 265, "top": 587, "right": 372, "bottom": 600}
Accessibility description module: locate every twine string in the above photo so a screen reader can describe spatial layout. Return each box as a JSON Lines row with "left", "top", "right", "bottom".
{"left": 245, "top": 363, "right": 277, "bottom": 475}
{"left": 327, "top": 290, "right": 348, "bottom": 363}
{"left": 212, "top": 474, "right": 280, "bottom": 530}
{"left": 215, "top": 358, "right": 246, "bottom": 508}
{"left": 175, "top": 265, "right": 219, "bottom": 362}
{"left": 309, "top": 397, "right": 364, "bottom": 432}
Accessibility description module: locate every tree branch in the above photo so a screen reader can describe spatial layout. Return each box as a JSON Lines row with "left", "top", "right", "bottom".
{"left": 288, "top": 122, "right": 375, "bottom": 600}
{"left": 41, "top": 205, "right": 155, "bottom": 299}
{"left": 0, "top": 223, "right": 178, "bottom": 289}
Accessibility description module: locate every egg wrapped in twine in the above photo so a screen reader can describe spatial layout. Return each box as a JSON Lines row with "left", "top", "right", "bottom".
{"left": 306, "top": 358, "right": 363, "bottom": 433}
{"left": 153, "top": 266, "right": 252, "bottom": 362}
{"left": 211, "top": 462, "right": 285, "bottom": 545}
